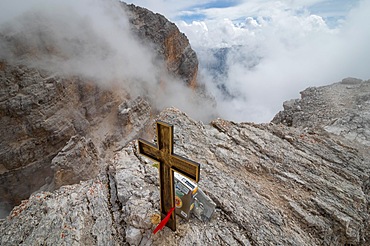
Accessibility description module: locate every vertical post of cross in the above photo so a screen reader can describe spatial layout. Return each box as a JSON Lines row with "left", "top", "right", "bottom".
{"left": 138, "top": 121, "right": 200, "bottom": 231}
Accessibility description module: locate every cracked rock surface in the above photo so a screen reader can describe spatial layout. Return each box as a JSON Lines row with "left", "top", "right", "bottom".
{"left": 272, "top": 78, "right": 370, "bottom": 146}
{"left": 0, "top": 0, "right": 196, "bottom": 217}
{"left": 1, "top": 106, "right": 369, "bottom": 245}
{"left": 0, "top": 1, "right": 369, "bottom": 244}
{"left": 124, "top": 3, "right": 198, "bottom": 88}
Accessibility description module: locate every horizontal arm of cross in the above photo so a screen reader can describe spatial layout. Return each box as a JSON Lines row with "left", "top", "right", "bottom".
{"left": 137, "top": 121, "right": 201, "bottom": 232}
{"left": 171, "top": 154, "right": 200, "bottom": 182}
{"left": 138, "top": 139, "right": 160, "bottom": 162}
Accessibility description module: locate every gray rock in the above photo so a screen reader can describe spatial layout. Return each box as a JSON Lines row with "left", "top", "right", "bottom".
{"left": 0, "top": 64, "right": 125, "bottom": 213}
{"left": 49, "top": 135, "right": 101, "bottom": 190}
{"left": 0, "top": 0, "right": 195, "bottom": 216}
{"left": 124, "top": 3, "right": 199, "bottom": 87}
{"left": 0, "top": 1, "right": 369, "bottom": 245}
{"left": 0, "top": 176, "right": 117, "bottom": 246}
{"left": 126, "top": 226, "right": 143, "bottom": 246}
{"left": 272, "top": 79, "right": 370, "bottom": 146}
{"left": 117, "top": 96, "right": 151, "bottom": 136}
{"left": 341, "top": 77, "right": 363, "bottom": 84}
{"left": 1, "top": 106, "right": 369, "bottom": 245}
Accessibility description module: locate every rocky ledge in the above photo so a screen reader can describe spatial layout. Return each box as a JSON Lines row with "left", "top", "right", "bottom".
{"left": 1, "top": 104, "right": 368, "bottom": 245}
{"left": 273, "top": 77, "right": 370, "bottom": 146}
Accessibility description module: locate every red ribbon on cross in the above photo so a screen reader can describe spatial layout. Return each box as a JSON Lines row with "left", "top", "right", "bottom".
{"left": 153, "top": 207, "right": 175, "bottom": 234}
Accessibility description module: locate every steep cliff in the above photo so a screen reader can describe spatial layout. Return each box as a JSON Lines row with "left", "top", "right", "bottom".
{"left": 0, "top": 63, "right": 135, "bottom": 216}
{"left": 124, "top": 3, "right": 198, "bottom": 88}
{"left": 0, "top": 2, "right": 198, "bottom": 218}
{"left": 0, "top": 1, "right": 369, "bottom": 245}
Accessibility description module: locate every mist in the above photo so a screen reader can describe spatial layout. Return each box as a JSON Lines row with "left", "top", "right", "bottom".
{"left": 0, "top": 0, "right": 216, "bottom": 122}
{"left": 2, "top": 0, "right": 369, "bottom": 124}
{"left": 177, "top": 0, "right": 370, "bottom": 123}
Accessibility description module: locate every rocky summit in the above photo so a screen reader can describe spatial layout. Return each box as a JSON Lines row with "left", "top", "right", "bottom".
{"left": 1, "top": 92, "right": 370, "bottom": 245}
{"left": 0, "top": 1, "right": 369, "bottom": 246}
{"left": 0, "top": 90, "right": 370, "bottom": 245}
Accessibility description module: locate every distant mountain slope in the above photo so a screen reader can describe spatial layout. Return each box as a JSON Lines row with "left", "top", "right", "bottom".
{"left": 273, "top": 77, "right": 370, "bottom": 146}
{"left": 125, "top": 3, "right": 198, "bottom": 88}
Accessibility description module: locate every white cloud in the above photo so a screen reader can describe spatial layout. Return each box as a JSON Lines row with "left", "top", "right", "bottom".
{"left": 124, "top": 0, "right": 210, "bottom": 20}
{"left": 177, "top": 0, "right": 370, "bottom": 122}
{"left": 1, "top": 0, "right": 367, "bottom": 123}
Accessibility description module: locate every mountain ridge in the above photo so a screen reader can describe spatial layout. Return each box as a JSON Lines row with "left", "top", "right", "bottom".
{"left": 1, "top": 101, "right": 369, "bottom": 244}
{"left": 0, "top": 1, "right": 369, "bottom": 245}
{"left": 0, "top": 1, "right": 199, "bottom": 218}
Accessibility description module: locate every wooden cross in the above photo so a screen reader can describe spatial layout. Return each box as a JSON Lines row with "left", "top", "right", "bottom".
{"left": 138, "top": 121, "right": 200, "bottom": 231}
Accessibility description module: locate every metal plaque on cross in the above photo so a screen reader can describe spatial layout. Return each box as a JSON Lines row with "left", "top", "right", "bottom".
{"left": 137, "top": 121, "right": 200, "bottom": 231}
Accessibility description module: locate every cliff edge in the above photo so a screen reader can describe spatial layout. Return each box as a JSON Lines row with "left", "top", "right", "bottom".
{"left": 0, "top": 2, "right": 199, "bottom": 218}
{"left": 0, "top": 2, "right": 369, "bottom": 245}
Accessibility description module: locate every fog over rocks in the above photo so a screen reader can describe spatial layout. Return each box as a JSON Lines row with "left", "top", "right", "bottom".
{"left": 176, "top": 0, "right": 370, "bottom": 123}
{"left": 0, "top": 0, "right": 211, "bottom": 219}
{"left": 0, "top": 0, "right": 216, "bottom": 122}
{"left": 0, "top": 1, "right": 369, "bottom": 245}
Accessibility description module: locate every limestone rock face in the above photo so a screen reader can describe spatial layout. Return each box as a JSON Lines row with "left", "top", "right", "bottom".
{"left": 1, "top": 106, "right": 369, "bottom": 245}
{"left": 124, "top": 3, "right": 199, "bottom": 87}
{"left": 0, "top": 62, "right": 153, "bottom": 217}
{"left": 272, "top": 78, "right": 370, "bottom": 146}
{"left": 0, "top": 177, "right": 117, "bottom": 245}
{"left": 49, "top": 135, "right": 101, "bottom": 190}
{"left": 0, "top": 1, "right": 369, "bottom": 245}
{"left": 0, "top": 1, "right": 197, "bottom": 217}
{"left": 117, "top": 96, "right": 151, "bottom": 136}
{"left": 0, "top": 64, "right": 116, "bottom": 211}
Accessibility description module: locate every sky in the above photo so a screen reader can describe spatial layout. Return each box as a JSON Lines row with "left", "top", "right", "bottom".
{"left": 126, "top": 0, "right": 370, "bottom": 122}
